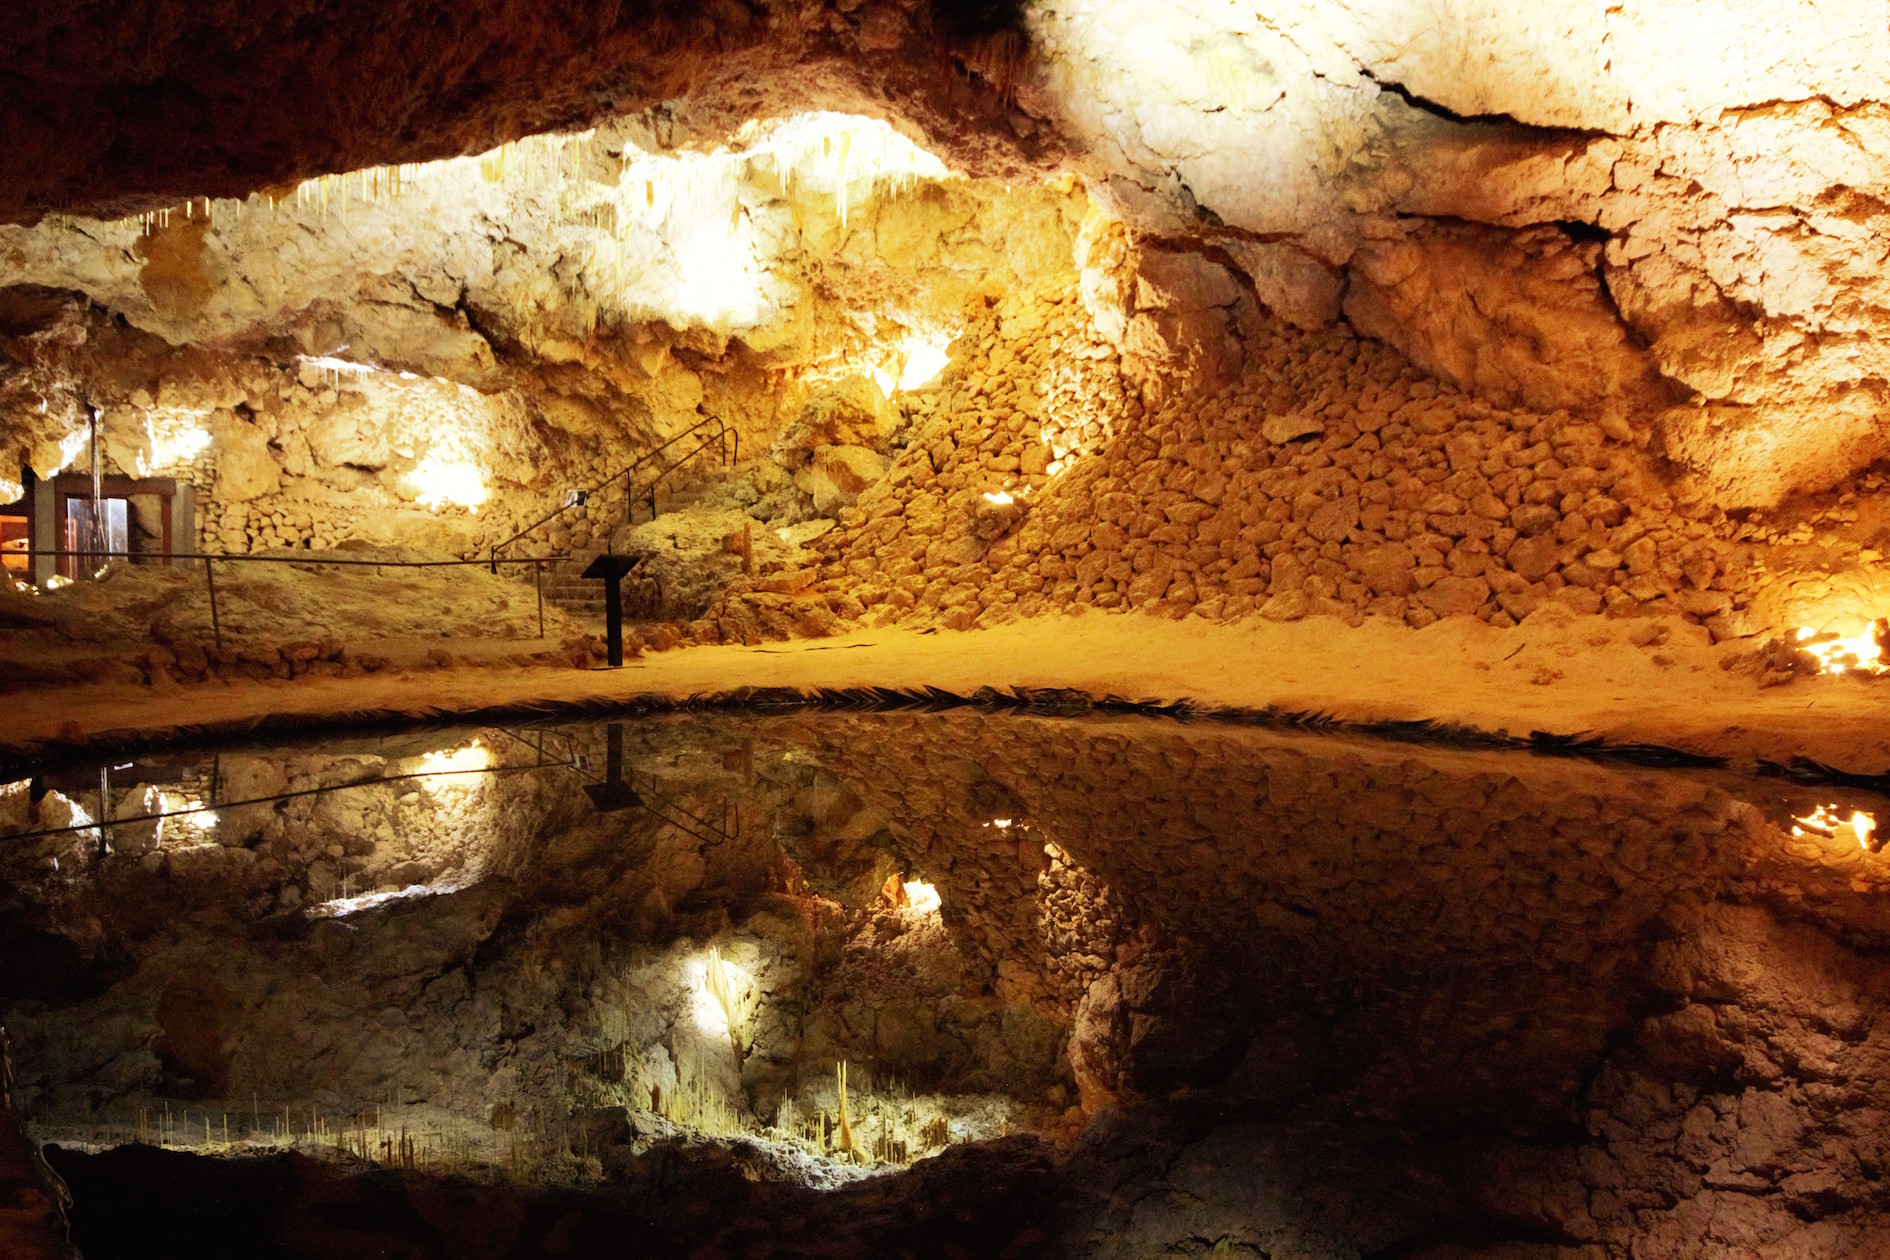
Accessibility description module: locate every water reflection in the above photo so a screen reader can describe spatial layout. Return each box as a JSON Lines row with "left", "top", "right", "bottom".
{"left": 3, "top": 713, "right": 1889, "bottom": 1256}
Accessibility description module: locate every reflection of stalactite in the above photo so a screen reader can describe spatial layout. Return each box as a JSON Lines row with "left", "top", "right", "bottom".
{"left": 705, "top": 945, "right": 746, "bottom": 1059}
{"left": 835, "top": 1060, "right": 854, "bottom": 1156}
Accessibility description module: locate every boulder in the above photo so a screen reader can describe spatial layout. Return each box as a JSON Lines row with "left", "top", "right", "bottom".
{"left": 1350, "top": 543, "right": 1417, "bottom": 597}
{"left": 775, "top": 378, "right": 899, "bottom": 463}
{"left": 1507, "top": 534, "right": 1560, "bottom": 581}
{"left": 110, "top": 782, "right": 165, "bottom": 857}
{"left": 1262, "top": 413, "right": 1325, "bottom": 444}
{"left": 1259, "top": 589, "right": 1310, "bottom": 621}
{"left": 1307, "top": 497, "right": 1360, "bottom": 543}
{"left": 1418, "top": 575, "right": 1491, "bottom": 618}
{"left": 794, "top": 445, "right": 890, "bottom": 515}
{"left": 218, "top": 754, "right": 287, "bottom": 840}
{"left": 213, "top": 412, "right": 281, "bottom": 501}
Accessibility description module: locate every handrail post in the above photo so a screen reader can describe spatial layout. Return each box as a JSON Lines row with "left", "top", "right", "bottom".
{"left": 203, "top": 556, "right": 222, "bottom": 649}
{"left": 489, "top": 545, "right": 497, "bottom": 575}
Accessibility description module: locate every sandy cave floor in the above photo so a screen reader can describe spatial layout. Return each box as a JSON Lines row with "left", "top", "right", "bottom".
{"left": 2, "top": 608, "right": 1886, "bottom": 775}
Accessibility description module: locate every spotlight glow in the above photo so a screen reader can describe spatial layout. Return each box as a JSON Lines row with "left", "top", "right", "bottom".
{"left": 902, "top": 880, "right": 942, "bottom": 914}
{"left": 897, "top": 341, "right": 952, "bottom": 392}
{"left": 1793, "top": 804, "right": 1880, "bottom": 852}
{"left": 160, "top": 791, "right": 219, "bottom": 836}
{"left": 667, "top": 216, "right": 766, "bottom": 326}
{"left": 412, "top": 455, "right": 488, "bottom": 513}
{"left": 417, "top": 741, "right": 492, "bottom": 791}
{"left": 1794, "top": 622, "right": 1888, "bottom": 675}
{"left": 690, "top": 946, "right": 756, "bottom": 1045}
{"left": 146, "top": 410, "right": 213, "bottom": 471}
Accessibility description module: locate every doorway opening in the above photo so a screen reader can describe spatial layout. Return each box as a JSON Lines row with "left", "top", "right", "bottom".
{"left": 51, "top": 475, "right": 177, "bottom": 579}
{"left": 1, "top": 471, "right": 28, "bottom": 578}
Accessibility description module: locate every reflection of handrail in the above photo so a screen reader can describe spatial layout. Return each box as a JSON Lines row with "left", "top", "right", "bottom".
{"left": 0, "top": 756, "right": 574, "bottom": 846}
{"left": 489, "top": 414, "right": 736, "bottom": 570}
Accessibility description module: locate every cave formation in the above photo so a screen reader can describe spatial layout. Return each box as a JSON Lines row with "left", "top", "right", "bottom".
{"left": 4, "top": 3, "right": 1890, "bottom": 1257}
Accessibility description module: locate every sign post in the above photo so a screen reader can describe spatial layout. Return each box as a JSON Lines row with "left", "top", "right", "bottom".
{"left": 580, "top": 553, "right": 638, "bottom": 667}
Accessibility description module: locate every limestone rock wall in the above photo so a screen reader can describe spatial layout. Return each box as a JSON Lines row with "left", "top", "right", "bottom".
{"left": 8, "top": 3, "right": 1890, "bottom": 640}
{"left": 1025, "top": 1, "right": 1890, "bottom": 508}
{"left": 0, "top": 120, "right": 1086, "bottom": 564}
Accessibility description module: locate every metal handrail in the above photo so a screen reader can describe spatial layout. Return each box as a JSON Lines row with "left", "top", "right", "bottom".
{"left": 10, "top": 546, "right": 565, "bottom": 648}
{"left": 488, "top": 413, "right": 736, "bottom": 570}
{"left": 636, "top": 429, "right": 732, "bottom": 522}
{"left": 10, "top": 413, "right": 741, "bottom": 649}
{"left": 1, "top": 755, "right": 579, "bottom": 846}
{"left": 12, "top": 547, "right": 551, "bottom": 570}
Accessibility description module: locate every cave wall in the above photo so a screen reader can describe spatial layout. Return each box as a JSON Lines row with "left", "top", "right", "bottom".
{"left": 3, "top": 0, "right": 1890, "bottom": 666}
{"left": 0, "top": 119, "right": 1085, "bottom": 558}
{"left": 1025, "top": 0, "right": 1890, "bottom": 508}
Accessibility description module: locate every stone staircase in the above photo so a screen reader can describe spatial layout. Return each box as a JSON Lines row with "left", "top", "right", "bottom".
{"left": 541, "top": 560, "right": 607, "bottom": 625}
{"left": 512, "top": 436, "right": 740, "bottom": 629}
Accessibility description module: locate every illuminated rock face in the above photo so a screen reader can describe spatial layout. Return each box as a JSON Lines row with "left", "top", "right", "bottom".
{"left": 1028, "top": 0, "right": 1890, "bottom": 506}
{"left": 0, "top": 114, "right": 1084, "bottom": 560}
{"left": 2, "top": 0, "right": 1890, "bottom": 650}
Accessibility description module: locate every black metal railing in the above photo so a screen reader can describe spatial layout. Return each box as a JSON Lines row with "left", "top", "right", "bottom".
{"left": 9, "top": 416, "right": 739, "bottom": 649}
{"left": 488, "top": 414, "right": 736, "bottom": 572}
{"left": 12, "top": 547, "right": 561, "bottom": 647}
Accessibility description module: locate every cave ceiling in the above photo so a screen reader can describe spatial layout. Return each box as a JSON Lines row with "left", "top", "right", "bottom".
{"left": 0, "top": 0, "right": 1049, "bottom": 224}
{"left": 4, "top": 1, "right": 1890, "bottom": 508}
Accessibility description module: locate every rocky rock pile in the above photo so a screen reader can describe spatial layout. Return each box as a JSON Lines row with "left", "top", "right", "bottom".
{"left": 691, "top": 275, "right": 1888, "bottom": 648}
{"left": 700, "top": 284, "right": 1132, "bottom": 642}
